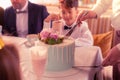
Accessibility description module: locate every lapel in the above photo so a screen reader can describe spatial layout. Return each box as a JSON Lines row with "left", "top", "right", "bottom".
{"left": 28, "top": 2, "right": 36, "bottom": 34}
{"left": 11, "top": 8, "right": 17, "bottom": 35}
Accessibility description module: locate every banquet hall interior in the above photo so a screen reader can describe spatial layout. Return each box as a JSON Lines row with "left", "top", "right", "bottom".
{"left": 0, "top": 0, "right": 116, "bottom": 80}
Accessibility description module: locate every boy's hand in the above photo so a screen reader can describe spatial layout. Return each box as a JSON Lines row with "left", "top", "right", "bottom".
{"left": 44, "top": 14, "right": 61, "bottom": 22}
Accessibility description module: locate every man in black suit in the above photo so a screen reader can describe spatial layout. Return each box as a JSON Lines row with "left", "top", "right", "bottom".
{"left": 4, "top": 0, "right": 49, "bottom": 37}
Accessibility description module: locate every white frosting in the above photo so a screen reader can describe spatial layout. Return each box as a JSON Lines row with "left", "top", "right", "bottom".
{"left": 30, "top": 46, "right": 47, "bottom": 60}
{"left": 39, "top": 38, "right": 75, "bottom": 71}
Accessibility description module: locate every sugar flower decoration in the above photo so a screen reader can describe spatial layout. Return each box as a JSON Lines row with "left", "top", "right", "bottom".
{"left": 38, "top": 29, "right": 64, "bottom": 45}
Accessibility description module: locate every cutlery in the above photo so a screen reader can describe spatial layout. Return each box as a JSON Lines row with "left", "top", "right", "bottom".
{"left": 65, "top": 21, "right": 82, "bottom": 37}
{"left": 65, "top": 11, "right": 88, "bottom": 37}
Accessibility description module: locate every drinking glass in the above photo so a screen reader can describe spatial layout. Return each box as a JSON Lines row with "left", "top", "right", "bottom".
{"left": 43, "top": 21, "right": 51, "bottom": 30}
{"left": 52, "top": 20, "right": 63, "bottom": 35}
{"left": 25, "top": 34, "right": 39, "bottom": 47}
{"left": 30, "top": 46, "right": 48, "bottom": 80}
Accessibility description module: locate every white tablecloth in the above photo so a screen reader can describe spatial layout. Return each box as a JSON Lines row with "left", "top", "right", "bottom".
{"left": 42, "top": 46, "right": 103, "bottom": 80}
{"left": 2, "top": 36, "right": 103, "bottom": 80}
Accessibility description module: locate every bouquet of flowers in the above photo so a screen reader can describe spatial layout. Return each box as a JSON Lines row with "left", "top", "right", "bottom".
{"left": 38, "top": 29, "right": 64, "bottom": 45}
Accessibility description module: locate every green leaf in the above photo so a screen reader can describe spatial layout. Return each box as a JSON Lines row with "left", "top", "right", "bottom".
{"left": 47, "top": 38, "right": 56, "bottom": 45}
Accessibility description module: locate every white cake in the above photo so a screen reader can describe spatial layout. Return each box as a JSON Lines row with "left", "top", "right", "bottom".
{"left": 40, "top": 38, "right": 75, "bottom": 71}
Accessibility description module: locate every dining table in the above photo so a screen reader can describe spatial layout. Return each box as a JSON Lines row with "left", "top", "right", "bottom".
{"left": 42, "top": 46, "right": 103, "bottom": 80}
{"left": 1, "top": 35, "right": 103, "bottom": 80}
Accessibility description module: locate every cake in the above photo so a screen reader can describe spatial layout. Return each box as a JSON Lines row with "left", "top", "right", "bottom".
{"left": 38, "top": 29, "right": 75, "bottom": 71}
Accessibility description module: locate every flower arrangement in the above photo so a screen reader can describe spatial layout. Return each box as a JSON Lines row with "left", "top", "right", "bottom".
{"left": 38, "top": 29, "right": 64, "bottom": 45}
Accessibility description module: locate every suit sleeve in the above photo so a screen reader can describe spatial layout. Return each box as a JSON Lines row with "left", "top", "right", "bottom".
{"left": 42, "top": 6, "right": 49, "bottom": 20}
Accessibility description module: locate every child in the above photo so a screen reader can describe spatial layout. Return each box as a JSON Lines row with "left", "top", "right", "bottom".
{"left": 59, "top": 0, "right": 93, "bottom": 46}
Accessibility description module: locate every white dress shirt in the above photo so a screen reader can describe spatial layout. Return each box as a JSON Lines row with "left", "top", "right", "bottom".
{"left": 16, "top": 1, "right": 28, "bottom": 37}
{"left": 60, "top": 20, "right": 93, "bottom": 47}
{"left": 92, "top": 0, "right": 120, "bottom": 30}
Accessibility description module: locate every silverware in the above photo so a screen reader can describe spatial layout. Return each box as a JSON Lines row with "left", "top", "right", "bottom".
{"left": 72, "top": 65, "right": 102, "bottom": 68}
{"left": 81, "top": 11, "right": 88, "bottom": 18}
{"left": 65, "top": 21, "right": 82, "bottom": 37}
{"left": 65, "top": 11, "right": 88, "bottom": 37}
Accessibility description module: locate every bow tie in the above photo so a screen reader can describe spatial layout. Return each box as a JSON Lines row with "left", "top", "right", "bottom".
{"left": 64, "top": 25, "right": 72, "bottom": 30}
{"left": 16, "top": 10, "right": 27, "bottom": 14}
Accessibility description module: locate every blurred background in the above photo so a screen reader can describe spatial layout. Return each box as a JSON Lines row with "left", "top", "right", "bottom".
{"left": 0, "top": 0, "right": 96, "bottom": 9}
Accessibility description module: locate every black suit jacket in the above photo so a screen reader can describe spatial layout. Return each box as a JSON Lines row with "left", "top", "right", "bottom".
{"left": 4, "top": 2, "right": 49, "bottom": 36}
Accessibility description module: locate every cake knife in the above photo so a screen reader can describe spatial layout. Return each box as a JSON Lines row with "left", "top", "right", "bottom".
{"left": 65, "top": 11, "right": 88, "bottom": 37}
{"left": 65, "top": 21, "right": 82, "bottom": 37}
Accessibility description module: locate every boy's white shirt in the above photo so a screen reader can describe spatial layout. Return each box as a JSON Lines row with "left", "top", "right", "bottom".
{"left": 60, "top": 20, "right": 93, "bottom": 47}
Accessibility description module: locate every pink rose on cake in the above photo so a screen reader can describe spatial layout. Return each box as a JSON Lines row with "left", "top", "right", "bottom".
{"left": 38, "top": 29, "right": 64, "bottom": 45}
{"left": 39, "top": 29, "right": 51, "bottom": 41}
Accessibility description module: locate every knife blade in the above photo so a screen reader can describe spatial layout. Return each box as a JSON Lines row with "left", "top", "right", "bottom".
{"left": 65, "top": 21, "right": 81, "bottom": 37}
{"left": 65, "top": 11, "right": 88, "bottom": 37}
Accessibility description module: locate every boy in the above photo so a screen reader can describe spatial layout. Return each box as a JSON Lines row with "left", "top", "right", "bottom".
{"left": 59, "top": 0, "right": 93, "bottom": 46}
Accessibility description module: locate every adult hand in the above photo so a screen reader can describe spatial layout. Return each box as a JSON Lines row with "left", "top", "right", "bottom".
{"left": 77, "top": 10, "right": 97, "bottom": 23}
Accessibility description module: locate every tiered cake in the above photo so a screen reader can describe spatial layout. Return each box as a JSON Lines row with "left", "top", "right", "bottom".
{"left": 38, "top": 29, "right": 75, "bottom": 71}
